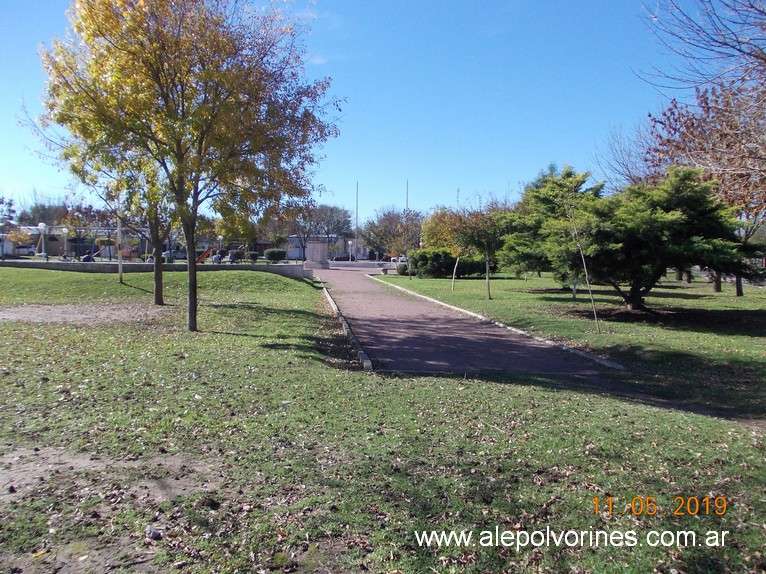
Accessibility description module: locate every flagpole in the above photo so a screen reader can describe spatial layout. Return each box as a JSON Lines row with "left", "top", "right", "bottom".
{"left": 354, "top": 181, "right": 359, "bottom": 257}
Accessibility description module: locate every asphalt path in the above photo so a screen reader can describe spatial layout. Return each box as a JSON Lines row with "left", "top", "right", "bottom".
{"left": 319, "top": 267, "right": 608, "bottom": 376}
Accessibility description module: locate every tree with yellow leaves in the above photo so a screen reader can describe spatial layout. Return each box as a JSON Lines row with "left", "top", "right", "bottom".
{"left": 41, "top": 0, "right": 338, "bottom": 330}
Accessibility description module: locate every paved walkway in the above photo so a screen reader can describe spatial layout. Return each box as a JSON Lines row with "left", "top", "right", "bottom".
{"left": 319, "top": 267, "right": 608, "bottom": 376}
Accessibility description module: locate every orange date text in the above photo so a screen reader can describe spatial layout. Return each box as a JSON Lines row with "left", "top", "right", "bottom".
{"left": 591, "top": 496, "right": 727, "bottom": 516}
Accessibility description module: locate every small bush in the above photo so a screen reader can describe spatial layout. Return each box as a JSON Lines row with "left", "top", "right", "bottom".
{"left": 410, "top": 249, "right": 454, "bottom": 278}
{"left": 459, "top": 256, "right": 490, "bottom": 277}
{"left": 248, "top": 252, "right": 259, "bottom": 262}
{"left": 396, "top": 263, "right": 409, "bottom": 275}
{"left": 408, "top": 249, "right": 487, "bottom": 278}
{"left": 264, "top": 248, "right": 287, "bottom": 262}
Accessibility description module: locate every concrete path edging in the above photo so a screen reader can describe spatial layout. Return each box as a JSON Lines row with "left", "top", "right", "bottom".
{"left": 368, "top": 274, "right": 625, "bottom": 372}
{"left": 319, "top": 279, "right": 373, "bottom": 371}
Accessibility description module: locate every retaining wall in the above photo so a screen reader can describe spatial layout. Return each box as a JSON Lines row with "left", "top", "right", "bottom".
{"left": 329, "top": 261, "right": 397, "bottom": 269}
{"left": 0, "top": 259, "right": 311, "bottom": 279}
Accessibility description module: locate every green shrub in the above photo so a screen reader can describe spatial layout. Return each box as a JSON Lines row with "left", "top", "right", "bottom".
{"left": 248, "top": 252, "right": 259, "bottom": 262}
{"left": 264, "top": 248, "right": 287, "bottom": 262}
{"left": 408, "top": 249, "right": 486, "bottom": 278}
{"left": 396, "top": 263, "right": 409, "bottom": 275}
{"left": 459, "top": 256, "right": 489, "bottom": 277}
{"left": 410, "top": 249, "right": 453, "bottom": 278}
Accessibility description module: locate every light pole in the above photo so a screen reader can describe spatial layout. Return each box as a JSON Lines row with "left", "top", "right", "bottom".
{"left": 61, "top": 227, "right": 69, "bottom": 257}
{"left": 218, "top": 235, "right": 223, "bottom": 251}
{"left": 38, "top": 223, "right": 47, "bottom": 259}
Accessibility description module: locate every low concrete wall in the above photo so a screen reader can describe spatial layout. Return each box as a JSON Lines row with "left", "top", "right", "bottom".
{"left": 330, "top": 261, "right": 397, "bottom": 270}
{"left": 0, "top": 259, "right": 311, "bottom": 279}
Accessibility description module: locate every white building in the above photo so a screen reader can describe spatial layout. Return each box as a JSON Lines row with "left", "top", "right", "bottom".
{"left": 286, "top": 234, "right": 367, "bottom": 260}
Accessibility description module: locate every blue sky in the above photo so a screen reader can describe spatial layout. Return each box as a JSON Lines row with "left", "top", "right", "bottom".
{"left": 0, "top": 1, "right": 678, "bottom": 223}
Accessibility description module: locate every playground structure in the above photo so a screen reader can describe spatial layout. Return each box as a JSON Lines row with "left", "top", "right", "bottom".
{"left": 9, "top": 225, "right": 272, "bottom": 264}
{"left": 55, "top": 230, "right": 140, "bottom": 260}
{"left": 14, "top": 225, "right": 179, "bottom": 261}
{"left": 196, "top": 246, "right": 215, "bottom": 263}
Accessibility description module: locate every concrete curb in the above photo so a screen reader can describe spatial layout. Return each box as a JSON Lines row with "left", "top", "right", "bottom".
{"left": 318, "top": 278, "right": 373, "bottom": 372}
{"left": 368, "top": 274, "right": 625, "bottom": 372}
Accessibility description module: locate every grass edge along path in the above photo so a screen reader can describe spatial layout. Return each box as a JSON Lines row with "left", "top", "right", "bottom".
{"left": 0, "top": 268, "right": 764, "bottom": 573}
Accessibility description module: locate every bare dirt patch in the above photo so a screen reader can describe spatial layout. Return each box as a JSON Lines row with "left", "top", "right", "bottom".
{"left": 0, "top": 446, "right": 221, "bottom": 573}
{"left": 0, "top": 303, "right": 172, "bottom": 325}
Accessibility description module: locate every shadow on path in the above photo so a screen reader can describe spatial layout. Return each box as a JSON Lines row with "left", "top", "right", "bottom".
{"left": 320, "top": 268, "right": 606, "bottom": 377}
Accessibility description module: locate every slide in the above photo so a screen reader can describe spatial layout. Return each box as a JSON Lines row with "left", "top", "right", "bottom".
{"left": 196, "top": 246, "right": 214, "bottom": 264}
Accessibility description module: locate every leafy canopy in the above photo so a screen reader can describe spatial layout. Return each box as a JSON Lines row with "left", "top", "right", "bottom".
{"left": 501, "top": 166, "right": 603, "bottom": 282}
{"left": 41, "top": 0, "right": 338, "bottom": 330}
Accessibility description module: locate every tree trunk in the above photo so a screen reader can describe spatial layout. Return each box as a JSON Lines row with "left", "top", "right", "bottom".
{"left": 182, "top": 217, "right": 198, "bottom": 332}
{"left": 685, "top": 270, "right": 692, "bottom": 284}
{"left": 571, "top": 280, "right": 578, "bottom": 301}
{"left": 485, "top": 250, "right": 492, "bottom": 300}
{"left": 624, "top": 284, "right": 646, "bottom": 310}
{"left": 675, "top": 268, "right": 683, "bottom": 281}
{"left": 451, "top": 256, "right": 460, "bottom": 292}
{"left": 735, "top": 274, "right": 744, "bottom": 297}
{"left": 713, "top": 271, "right": 722, "bottom": 292}
{"left": 149, "top": 217, "right": 164, "bottom": 305}
{"left": 153, "top": 245, "right": 164, "bottom": 305}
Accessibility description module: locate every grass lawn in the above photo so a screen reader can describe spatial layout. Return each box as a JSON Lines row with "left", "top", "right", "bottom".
{"left": 0, "top": 267, "right": 763, "bottom": 573}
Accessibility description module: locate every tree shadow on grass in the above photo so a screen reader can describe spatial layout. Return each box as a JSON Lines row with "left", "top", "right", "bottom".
{"left": 401, "top": 355, "right": 765, "bottom": 423}
{"left": 568, "top": 306, "right": 766, "bottom": 338}
{"left": 200, "top": 301, "right": 361, "bottom": 371}
{"left": 199, "top": 328, "right": 345, "bottom": 367}
{"left": 646, "top": 286, "right": 714, "bottom": 300}
{"left": 203, "top": 302, "right": 325, "bottom": 324}
{"left": 204, "top": 302, "right": 262, "bottom": 312}
{"left": 536, "top": 293, "right": 622, "bottom": 306}
{"left": 120, "top": 280, "right": 153, "bottom": 295}
{"left": 533, "top": 282, "right": 717, "bottom": 303}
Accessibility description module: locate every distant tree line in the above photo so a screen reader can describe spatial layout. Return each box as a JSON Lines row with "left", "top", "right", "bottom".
{"left": 414, "top": 166, "right": 761, "bottom": 309}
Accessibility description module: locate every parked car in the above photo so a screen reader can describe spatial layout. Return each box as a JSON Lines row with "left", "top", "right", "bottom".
{"left": 162, "top": 249, "right": 187, "bottom": 260}
{"left": 14, "top": 244, "right": 36, "bottom": 256}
